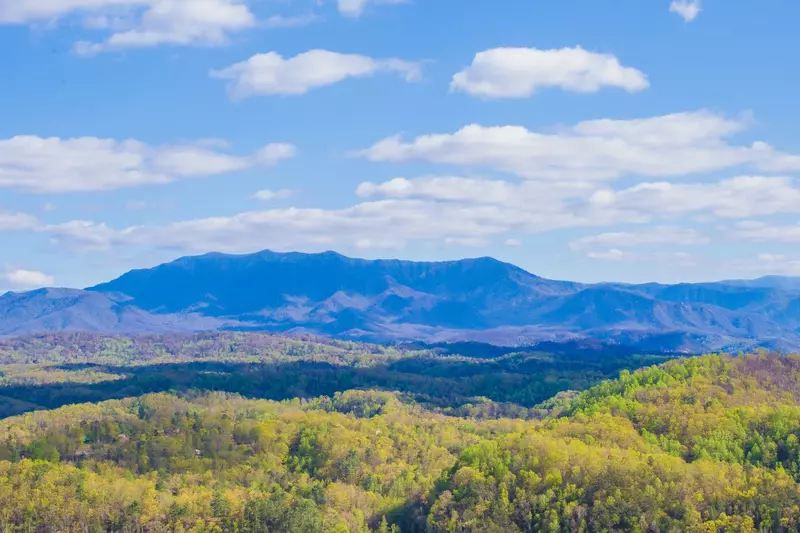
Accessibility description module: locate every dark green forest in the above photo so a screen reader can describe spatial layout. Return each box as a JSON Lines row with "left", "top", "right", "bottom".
{"left": 0, "top": 332, "right": 670, "bottom": 419}
{"left": 1, "top": 333, "right": 799, "bottom": 531}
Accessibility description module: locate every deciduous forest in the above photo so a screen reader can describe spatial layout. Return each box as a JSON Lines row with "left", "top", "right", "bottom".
{"left": 0, "top": 333, "right": 799, "bottom": 531}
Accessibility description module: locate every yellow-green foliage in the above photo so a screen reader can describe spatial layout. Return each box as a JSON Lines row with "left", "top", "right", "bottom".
{"left": 4, "top": 350, "right": 800, "bottom": 532}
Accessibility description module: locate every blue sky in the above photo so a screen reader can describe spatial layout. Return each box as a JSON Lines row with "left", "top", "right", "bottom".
{"left": 2, "top": 0, "right": 800, "bottom": 290}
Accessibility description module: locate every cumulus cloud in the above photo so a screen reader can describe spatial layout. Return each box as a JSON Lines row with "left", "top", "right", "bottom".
{"left": 0, "top": 0, "right": 258, "bottom": 54}
{"left": 0, "top": 0, "right": 142, "bottom": 23}
{"left": 357, "top": 111, "right": 800, "bottom": 181}
{"left": 733, "top": 221, "right": 800, "bottom": 243}
{"left": 734, "top": 253, "right": 800, "bottom": 276}
{"left": 2, "top": 269, "right": 55, "bottom": 289}
{"left": 356, "top": 176, "right": 596, "bottom": 204}
{"left": 598, "top": 176, "right": 800, "bottom": 218}
{"left": 451, "top": 46, "right": 648, "bottom": 98}
{"left": 569, "top": 226, "right": 709, "bottom": 250}
{"left": 44, "top": 220, "right": 139, "bottom": 251}
{"left": 356, "top": 176, "right": 647, "bottom": 228}
{"left": 31, "top": 171, "right": 800, "bottom": 257}
{"left": 586, "top": 249, "right": 628, "bottom": 262}
{"left": 211, "top": 50, "right": 422, "bottom": 99}
{"left": 265, "top": 13, "right": 319, "bottom": 28}
{"left": 0, "top": 210, "right": 40, "bottom": 230}
{"left": 253, "top": 189, "right": 294, "bottom": 201}
{"left": 337, "top": 0, "right": 408, "bottom": 18}
{"left": 40, "top": 196, "right": 633, "bottom": 254}
{"left": 356, "top": 174, "right": 800, "bottom": 236}
{"left": 758, "top": 253, "right": 788, "bottom": 262}
{"left": 41, "top": 200, "right": 529, "bottom": 253}
{"left": 0, "top": 135, "right": 295, "bottom": 193}
{"left": 670, "top": 0, "right": 701, "bottom": 22}
{"left": 38, "top": 175, "right": 645, "bottom": 254}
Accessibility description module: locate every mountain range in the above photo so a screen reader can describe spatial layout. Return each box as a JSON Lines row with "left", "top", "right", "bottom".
{"left": 3, "top": 249, "right": 800, "bottom": 352}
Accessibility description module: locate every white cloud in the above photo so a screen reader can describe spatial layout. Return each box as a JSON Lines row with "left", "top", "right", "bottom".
{"left": 586, "top": 249, "right": 696, "bottom": 266}
{"left": 44, "top": 220, "right": 139, "bottom": 251}
{"left": 36, "top": 172, "right": 800, "bottom": 257}
{"left": 253, "top": 189, "right": 294, "bottom": 201}
{"left": 84, "top": 0, "right": 254, "bottom": 55}
{"left": 355, "top": 176, "right": 647, "bottom": 228}
{"left": 587, "top": 249, "right": 628, "bottom": 262}
{"left": 265, "top": 13, "right": 319, "bottom": 28}
{"left": 600, "top": 176, "right": 800, "bottom": 218}
{"left": 758, "top": 253, "right": 787, "bottom": 262}
{"left": 0, "top": 210, "right": 40, "bottom": 230}
{"left": 357, "top": 111, "right": 800, "bottom": 181}
{"left": 2, "top": 269, "right": 55, "bottom": 289}
{"left": 654, "top": 252, "right": 697, "bottom": 267}
{"left": 254, "top": 143, "right": 298, "bottom": 164}
{"left": 0, "top": 135, "right": 295, "bottom": 193}
{"left": 505, "top": 238, "right": 522, "bottom": 247}
{"left": 0, "top": 0, "right": 257, "bottom": 54}
{"left": 356, "top": 176, "right": 596, "bottom": 204}
{"left": 355, "top": 174, "right": 800, "bottom": 246}
{"left": 43, "top": 200, "right": 530, "bottom": 252}
{"left": 733, "top": 221, "right": 800, "bottom": 243}
{"left": 0, "top": 0, "right": 140, "bottom": 23}
{"left": 670, "top": 0, "right": 701, "bottom": 22}
{"left": 451, "top": 46, "right": 649, "bottom": 99}
{"left": 734, "top": 253, "right": 800, "bottom": 276}
{"left": 211, "top": 50, "right": 422, "bottom": 99}
{"left": 356, "top": 175, "right": 800, "bottom": 234}
{"left": 0, "top": 0, "right": 98, "bottom": 22}
{"left": 337, "top": 0, "right": 408, "bottom": 18}
{"left": 39, "top": 174, "right": 648, "bottom": 255}
{"left": 570, "top": 226, "right": 709, "bottom": 250}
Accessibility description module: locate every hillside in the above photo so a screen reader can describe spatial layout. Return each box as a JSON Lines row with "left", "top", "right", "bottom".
{"left": 552, "top": 350, "right": 800, "bottom": 472}
{"left": 2, "top": 350, "right": 800, "bottom": 531}
{"left": 0, "top": 332, "right": 670, "bottom": 418}
{"left": 2, "top": 250, "right": 800, "bottom": 351}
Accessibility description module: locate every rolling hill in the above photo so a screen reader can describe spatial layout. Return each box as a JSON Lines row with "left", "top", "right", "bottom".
{"left": 2, "top": 249, "right": 800, "bottom": 351}
{"left": 3, "top": 350, "right": 800, "bottom": 532}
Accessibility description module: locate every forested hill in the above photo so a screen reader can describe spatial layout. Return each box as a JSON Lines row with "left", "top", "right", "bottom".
{"left": 0, "top": 332, "right": 670, "bottom": 418}
{"left": 3, "top": 350, "right": 800, "bottom": 531}
{"left": 3, "top": 249, "right": 800, "bottom": 352}
{"left": 551, "top": 351, "right": 800, "bottom": 470}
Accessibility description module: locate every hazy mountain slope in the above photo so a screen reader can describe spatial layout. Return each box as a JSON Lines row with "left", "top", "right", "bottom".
{"left": 0, "top": 250, "right": 799, "bottom": 350}
{"left": 0, "top": 288, "right": 225, "bottom": 336}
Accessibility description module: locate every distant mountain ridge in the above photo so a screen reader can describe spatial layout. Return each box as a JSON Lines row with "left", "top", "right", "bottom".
{"left": 3, "top": 249, "right": 800, "bottom": 352}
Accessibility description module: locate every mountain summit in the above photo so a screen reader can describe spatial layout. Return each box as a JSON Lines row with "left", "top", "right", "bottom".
{"left": 2, "top": 250, "right": 800, "bottom": 351}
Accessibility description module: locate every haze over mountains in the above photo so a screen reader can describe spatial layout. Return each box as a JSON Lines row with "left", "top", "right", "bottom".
{"left": 2, "top": 250, "right": 800, "bottom": 352}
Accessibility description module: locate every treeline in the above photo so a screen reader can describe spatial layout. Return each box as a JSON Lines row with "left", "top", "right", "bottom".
{"left": 0, "top": 331, "right": 402, "bottom": 366}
